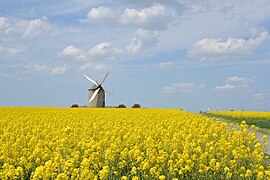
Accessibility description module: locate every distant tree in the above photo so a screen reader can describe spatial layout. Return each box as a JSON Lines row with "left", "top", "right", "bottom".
{"left": 132, "top": 104, "right": 141, "bottom": 108}
{"left": 118, "top": 104, "right": 126, "bottom": 108}
{"left": 71, "top": 104, "right": 79, "bottom": 108}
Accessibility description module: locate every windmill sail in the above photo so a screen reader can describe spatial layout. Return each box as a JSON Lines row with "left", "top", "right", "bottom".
{"left": 89, "top": 88, "right": 100, "bottom": 102}
{"left": 100, "top": 72, "right": 110, "bottom": 85}
{"left": 84, "top": 74, "right": 98, "bottom": 86}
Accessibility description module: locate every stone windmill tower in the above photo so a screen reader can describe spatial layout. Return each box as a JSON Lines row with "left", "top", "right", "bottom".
{"left": 83, "top": 72, "right": 113, "bottom": 107}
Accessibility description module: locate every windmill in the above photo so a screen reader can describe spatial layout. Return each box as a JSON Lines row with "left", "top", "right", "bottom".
{"left": 83, "top": 72, "right": 113, "bottom": 108}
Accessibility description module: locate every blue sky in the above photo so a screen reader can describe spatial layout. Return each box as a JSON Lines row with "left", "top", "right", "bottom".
{"left": 1, "top": 0, "right": 270, "bottom": 111}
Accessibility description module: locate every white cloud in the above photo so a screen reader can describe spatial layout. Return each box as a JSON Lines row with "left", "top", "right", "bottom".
{"left": 94, "top": 63, "right": 107, "bottom": 70}
{"left": 126, "top": 28, "right": 160, "bottom": 54}
{"left": 86, "top": 4, "right": 175, "bottom": 30}
{"left": 0, "top": 17, "right": 9, "bottom": 32}
{"left": 25, "top": 63, "right": 69, "bottom": 75}
{"left": 254, "top": 91, "right": 270, "bottom": 101}
{"left": 120, "top": 4, "right": 172, "bottom": 30}
{"left": 78, "top": 62, "right": 92, "bottom": 71}
{"left": 25, "top": 63, "right": 49, "bottom": 73}
{"left": 215, "top": 76, "right": 255, "bottom": 91}
{"left": 60, "top": 45, "right": 86, "bottom": 60}
{"left": 226, "top": 76, "right": 255, "bottom": 86}
{"left": 188, "top": 31, "right": 269, "bottom": 61}
{"left": 87, "top": 7, "right": 117, "bottom": 24}
{"left": 126, "top": 38, "right": 141, "bottom": 54}
{"left": 60, "top": 42, "right": 124, "bottom": 62}
{"left": 23, "top": 16, "right": 51, "bottom": 38}
{"left": 159, "top": 61, "right": 173, "bottom": 69}
{"left": 0, "top": 16, "right": 53, "bottom": 38}
{"left": 187, "top": 3, "right": 209, "bottom": 13}
{"left": 88, "top": 42, "right": 124, "bottom": 60}
{"left": 163, "top": 83, "right": 204, "bottom": 94}
{"left": 51, "top": 64, "right": 69, "bottom": 75}
{"left": 60, "top": 30, "right": 159, "bottom": 59}
{"left": 215, "top": 83, "right": 237, "bottom": 91}
{"left": 116, "top": 0, "right": 185, "bottom": 14}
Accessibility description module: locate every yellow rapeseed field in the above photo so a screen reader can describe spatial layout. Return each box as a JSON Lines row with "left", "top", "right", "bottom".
{"left": 206, "top": 110, "right": 270, "bottom": 121}
{"left": 206, "top": 110, "right": 270, "bottom": 130}
{"left": 0, "top": 107, "right": 269, "bottom": 179}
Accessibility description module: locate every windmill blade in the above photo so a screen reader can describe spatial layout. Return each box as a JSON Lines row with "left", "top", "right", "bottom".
{"left": 89, "top": 88, "right": 100, "bottom": 102}
{"left": 100, "top": 72, "right": 110, "bottom": 85}
{"left": 104, "top": 87, "right": 113, "bottom": 96}
{"left": 84, "top": 74, "right": 99, "bottom": 86}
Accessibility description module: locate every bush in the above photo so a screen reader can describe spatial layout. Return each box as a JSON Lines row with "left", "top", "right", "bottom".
{"left": 70, "top": 104, "right": 79, "bottom": 108}
{"left": 132, "top": 104, "right": 141, "bottom": 108}
{"left": 118, "top": 104, "right": 126, "bottom": 108}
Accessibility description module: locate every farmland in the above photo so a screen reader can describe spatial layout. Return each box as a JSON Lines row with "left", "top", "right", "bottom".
{"left": 205, "top": 110, "right": 270, "bottom": 131}
{"left": 0, "top": 107, "right": 269, "bottom": 179}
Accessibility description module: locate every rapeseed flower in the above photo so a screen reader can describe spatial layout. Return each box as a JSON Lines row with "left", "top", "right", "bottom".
{"left": 0, "top": 107, "right": 269, "bottom": 179}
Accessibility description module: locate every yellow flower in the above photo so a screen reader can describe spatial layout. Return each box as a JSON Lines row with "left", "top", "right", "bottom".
{"left": 131, "top": 166, "right": 137, "bottom": 175}
{"left": 132, "top": 176, "right": 139, "bottom": 180}
{"left": 159, "top": 175, "right": 166, "bottom": 180}
{"left": 0, "top": 107, "right": 270, "bottom": 179}
{"left": 226, "top": 172, "right": 232, "bottom": 179}
{"left": 245, "top": 169, "right": 252, "bottom": 177}
{"left": 224, "top": 167, "right": 230, "bottom": 173}
{"left": 56, "top": 173, "right": 68, "bottom": 180}
{"left": 257, "top": 171, "right": 264, "bottom": 179}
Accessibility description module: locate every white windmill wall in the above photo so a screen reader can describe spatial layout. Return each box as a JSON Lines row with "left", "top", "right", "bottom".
{"left": 88, "top": 85, "right": 105, "bottom": 107}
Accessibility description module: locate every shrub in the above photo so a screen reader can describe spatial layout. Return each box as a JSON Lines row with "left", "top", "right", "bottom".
{"left": 118, "top": 104, "right": 126, "bottom": 108}
{"left": 132, "top": 104, "right": 141, "bottom": 108}
{"left": 71, "top": 104, "right": 79, "bottom": 108}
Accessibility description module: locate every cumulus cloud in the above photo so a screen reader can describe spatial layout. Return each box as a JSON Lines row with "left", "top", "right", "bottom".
{"left": 23, "top": 16, "right": 51, "bottom": 38}
{"left": 0, "top": 17, "right": 10, "bottom": 32}
{"left": 59, "top": 45, "right": 86, "bottom": 60}
{"left": 88, "top": 42, "right": 124, "bottom": 60}
{"left": 25, "top": 63, "right": 69, "bottom": 75}
{"left": 86, "top": 4, "right": 175, "bottom": 30}
{"left": 188, "top": 31, "right": 269, "bottom": 61}
{"left": 162, "top": 83, "right": 204, "bottom": 94}
{"left": 116, "top": 0, "right": 185, "bottom": 14}
{"left": 0, "top": 16, "right": 53, "bottom": 38}
{"left": 60, "top": 30, "right": 159, "bottom": 62}
{"left": 60, "top": 42, "right": 125, "bottom": 61}
{"left": 126, "top": 29, "right": 160, "bottom": 54}
{"left": 51, "top": 64, "right": 69, "bottom": 75}
{"left": 120, "top": 4, "right": 172, "bottom": 30}
{"left": 226, "top": 76, "right": 255, "bottom": 87}
{"left": 215, "top": 76, "right": 255, "bottom": 91}
{"left": 87, "top": 7, "right": 117, "bottom": 24}
{"left": 254, "top": 92, "right": 270, "bottom": 101}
